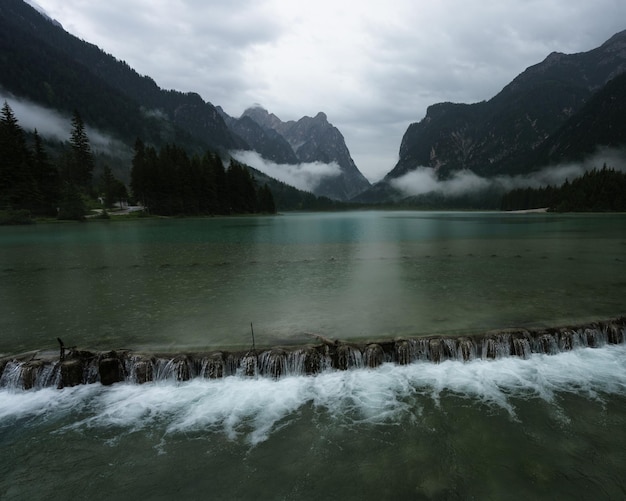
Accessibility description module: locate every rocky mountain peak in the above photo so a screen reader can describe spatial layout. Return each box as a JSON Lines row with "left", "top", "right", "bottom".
{"left": 221, "top": 105, "right": 371, "bottom": 200}
{"left": 601, "top": 29, "right": 626, "bottom": 49}
{"left": 241, "top": 106, "right": 284, "bottom": 131}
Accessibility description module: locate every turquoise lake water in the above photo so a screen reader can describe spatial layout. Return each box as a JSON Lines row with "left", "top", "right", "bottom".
{"left": 1, "top": 211, "right": 626, "bottom": 499}
{"left": 1, "top": 211, "right": 625, "bottom": 354}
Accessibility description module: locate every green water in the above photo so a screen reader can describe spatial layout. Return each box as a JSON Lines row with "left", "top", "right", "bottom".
{"left": 1, "top": 211, "right": 625, "bottom": 354}
{"left": 2, "top": 350, "right": 626, "bottom": 500}
{"left": 2, "top": 211, "right": 626, "bottom": 500}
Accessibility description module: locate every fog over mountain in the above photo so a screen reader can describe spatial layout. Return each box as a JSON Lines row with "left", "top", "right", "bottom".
{"left": 230, "top": 150, "right": 341, "bottom": 193}
{"left": 391, "top": 147, "right": 626, "bottom": 199}
{"left": 0, "top": 91, "right": 129, "bottom": 154}
{"left": 222, "top": 106, "right": 371, "bottom": 200}
{"left": 351, "top": 30, "right": 626, "bottom": 205}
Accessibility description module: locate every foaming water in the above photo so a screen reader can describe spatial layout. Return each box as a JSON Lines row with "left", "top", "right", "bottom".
{"left": 3, "top": 345, "right": 626, "bottom": 499}
{"left": 3, "top": 344, "right": 625, "bottom": 446}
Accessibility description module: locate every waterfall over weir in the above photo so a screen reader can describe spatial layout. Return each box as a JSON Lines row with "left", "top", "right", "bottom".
{"left": 1, "top": 318, "right": 625, "bottom": 391}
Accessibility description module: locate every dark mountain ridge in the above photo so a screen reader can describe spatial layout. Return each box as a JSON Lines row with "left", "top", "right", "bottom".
{"left": 354, "top": 70, "right": 626, "bottom": 207}
{"left": 385, "top": 30, "right": 626, "bottom": 184}
{"left": 528, "top": 70, "right": 626, "bottom": 165}
{"left": 219, "top": 112, "right": 300, "bottom": 165}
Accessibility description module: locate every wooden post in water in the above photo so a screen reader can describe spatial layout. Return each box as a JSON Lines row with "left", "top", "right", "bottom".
{"left": 57, "top": 337, "right": 65, "bottom": 361}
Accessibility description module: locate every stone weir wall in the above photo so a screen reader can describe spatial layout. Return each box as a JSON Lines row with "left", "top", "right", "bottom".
{"left": 1, "top": 318, "right": 625, "bottom": 391}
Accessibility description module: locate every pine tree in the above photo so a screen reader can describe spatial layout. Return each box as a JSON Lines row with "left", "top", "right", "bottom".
{"left": 57, "top": 182, "right": 86, "bottom": 221}
{"left": 129, "top": 141, "right": 274, "bottom": 216}
{"left": 0, "top": 101, "right": 33, "bottom": 209}
{"left": 31, "top": 130, "right": 60, "bottom": 215}
{"left": 227, "top": 160, "right": 257, "bottom": 213}
{"left": 130, "top": 138, "right": 146, "bottom": 207}
{"left": 257, "top": 184, "right": 276, "bottom": 213}
{"left": 205, "top": 153, "right": 228, "bottom": 214}
{"left": 100, "top": 164, "right": 128, "bottom": 208}
{"left": 65, "top": 110, "right": 94, "bottom": 189}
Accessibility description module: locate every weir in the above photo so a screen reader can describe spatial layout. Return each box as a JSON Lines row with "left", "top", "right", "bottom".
{"left": 1, "top": 318, "right": 624, "bottom": 390}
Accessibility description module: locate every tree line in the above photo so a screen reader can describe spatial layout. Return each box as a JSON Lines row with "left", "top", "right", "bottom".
{"left": 0, "top": 101, "right": 114, "bottom": 222}
{"left": 1, "top": 101, "right": 275, "bottom": 223}
{"left": 500, "top": 166, "right": 626, "bottom": 212}
{"left": 130, "top": 140, "right": 275, "bottom": 216}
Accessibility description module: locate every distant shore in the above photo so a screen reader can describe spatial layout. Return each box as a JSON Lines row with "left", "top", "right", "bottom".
{"left": 505, "top": 207, "right": 549, "bottom": 213}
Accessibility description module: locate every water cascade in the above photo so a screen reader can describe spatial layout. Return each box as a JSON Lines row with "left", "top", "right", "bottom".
{"left": 1, "top": 318, "right": 624, "bottom": 391}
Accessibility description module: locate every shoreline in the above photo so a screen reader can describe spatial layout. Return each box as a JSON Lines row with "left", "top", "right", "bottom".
{"left": 504, "top": 207, "right": 549, "bottom": 213}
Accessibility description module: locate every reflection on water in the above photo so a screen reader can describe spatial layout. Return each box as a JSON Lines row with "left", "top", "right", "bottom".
{"left": 1, "top": 211, "right": 625, "bottom": 354}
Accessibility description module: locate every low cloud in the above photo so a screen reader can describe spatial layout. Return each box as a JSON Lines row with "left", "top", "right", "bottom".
{"left": 141, "top": 107, "right": 168, "bottom": 120}
{"left": 230, "top": 150, "right": 342, "bottom": 193}
{"left": 391, "top": 169, "right": 489, "bottom": 198}
{"left": 1, "top": 91, "right": 70, "bottom": 141}
{"left": 0, "top": 91, "right": 128, "bottom": 154}
{"left": 391, "top": 148, "right": 626, "bottom": 198}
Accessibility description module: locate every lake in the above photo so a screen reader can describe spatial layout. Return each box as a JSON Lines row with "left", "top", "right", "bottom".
{"left": 1, "top": 211, "right": 626, "bottom": 499}
{"left": 1, "top": 211, "right": 625, "bottom": 353}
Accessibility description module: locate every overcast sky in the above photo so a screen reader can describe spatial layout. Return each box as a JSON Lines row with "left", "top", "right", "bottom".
{"left": 30, "top": 0, "right": 626, "bottom": 182}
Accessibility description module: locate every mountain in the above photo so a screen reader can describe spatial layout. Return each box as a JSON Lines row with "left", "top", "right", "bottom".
{"left": 222, "top": 106, "right": 371, "bottom": 200}
{"left": 0, "top": 0, "right": 245, "bottom": 154}
{"left": 0, "top": 0, "right": 369, "bottom": 202}
{"left": 0, "top": 0, "right": 352, "bottom": 211}
{"left": 384, "top": 30, "right": 626, "bottom": 185}
{"left": 218, "top": 109, "right": 299, "bottom": 165}
{"left": 528, "top": 70, "right": 626, "bottom": 165}
{"left": 23, "top": 0, "right": 62, "bottom": 28}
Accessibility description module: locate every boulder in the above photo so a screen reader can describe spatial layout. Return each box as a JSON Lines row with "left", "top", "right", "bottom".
{"left": 99, "top": 357, "right": 125, "bottom": 385}
{"left": 59, "top": 359, "right": 83, "bottom": 388}
{"left": 20, "top": 360, "right": 45, "bottom": 390}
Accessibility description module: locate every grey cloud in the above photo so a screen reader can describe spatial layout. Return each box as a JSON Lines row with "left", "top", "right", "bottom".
{"left": 230, "top": 150, "right": 342, "bottom": 193}
{"left": 41, "top": 0, "right": 283, "bottom": 107}
{"left": 1, "top": 92, "right": 69, "bottom": 141}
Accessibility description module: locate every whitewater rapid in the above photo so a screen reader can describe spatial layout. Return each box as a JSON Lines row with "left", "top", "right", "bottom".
{"left": 2, "top": 344, "right": 625, "bottom": 446}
